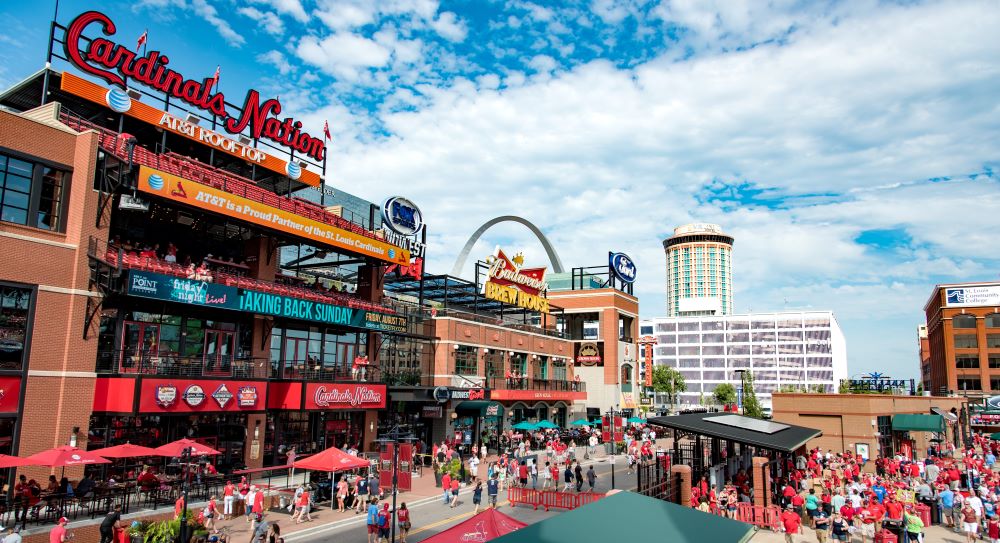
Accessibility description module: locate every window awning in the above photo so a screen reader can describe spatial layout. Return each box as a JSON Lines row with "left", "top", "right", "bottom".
{"left": 930, "top": 407, "right": 958, "bottom": 422}
{"left": 454, "top": 401, "right": 504, "bottom": 417}
{"left": 892, "top": 414, "right": 944, "bottom": 433}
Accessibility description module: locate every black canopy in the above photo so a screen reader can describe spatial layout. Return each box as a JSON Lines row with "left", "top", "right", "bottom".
{"left": 647, "top": 412, "right": 821, "bottom": 453}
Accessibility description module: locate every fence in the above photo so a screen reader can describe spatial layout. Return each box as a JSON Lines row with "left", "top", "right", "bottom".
{"left": 507, "top": 488, "right": 604, "bottom": 511}
{"left": 708, "top": 503, "right": 782, "bottom": 531}
{"left": 636, "top": 456, "right": 679, "bottom": 503}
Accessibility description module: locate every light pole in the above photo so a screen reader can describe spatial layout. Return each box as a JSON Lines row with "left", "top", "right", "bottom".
{"left": 179, "top": 446, "right": 191, "bottom": 543}
{"left": 606, "top": 403, "right": 619, "bottom": 490}
{"left": 376, "top": 425, "right": 416, "bottom": 543}
{"left": 734, "top": 369, "right": 747, "bottom": 415}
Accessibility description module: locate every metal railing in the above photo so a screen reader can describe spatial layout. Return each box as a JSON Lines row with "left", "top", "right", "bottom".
{"left": 97, "top": 349, "right": 268, "bottom": 378}
{"left": 486, "top": 376, "right": 585, "bottom": 392}
{"left": 275, "top": 359, "right": 384, "bottom": 383}
{"left": 431, "top": 308, "right": 567, "bottom": 339}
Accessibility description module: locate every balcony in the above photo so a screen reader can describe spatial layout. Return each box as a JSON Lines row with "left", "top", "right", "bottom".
{"left": 431, "top": 307, "right": 566, "bottom": 339}
{"left": 90, "top": 237, "right": 398, "bottom": 316}
{"left": 59, "top": 111, "right": 383, "bottom": 243}
{"left": 275, "top": 358, "right": 384, "bottom": 383}
{"left": 487, "top": 376, "right": 585, "bottom": 393}
{"left": 97, "top": 349, "right": 267, "bottom": 378}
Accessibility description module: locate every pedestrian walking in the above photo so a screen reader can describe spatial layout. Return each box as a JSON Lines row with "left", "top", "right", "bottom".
{"left": 441, "top": 473, "right": 452, "bottom": 506}
{"left": 449, "top": 476, "right": 460, "bottom": 508}
{"left": 99, "top": 505, "right": 122, "bottom": 543}
{"left": 574, "top": 462, "right": 584, "bottom": 492}
{"left": 487, "top": 474, "right": 500, "bottom": 509}
{"left": 366, "top": 499, "right": 380, "bottom": 543}
{"left": 562, "top": 464, "right": 573, "bottom": 492}
{"left": 204, "top": 496, "right": 218, "bottom": 531}
{"left": 397, "top": 503, "right": 411, "bottom": 543}
{"left": 541, "top": 462, "right": 552, "bottom": 490}
{"left": 530, "top": 460, "right": 538, "bottom": 489}
{"left": 472, "top": 481, "right": 483, "bottom": 514}
{"left": 293, "top": 486, "right": 312, "bottom": 523}
{"left": 587, "top": 466, "right": 597, "bottom": 491}
{"left": 223, "top": 481, "right": 236, "bottom": 520}
{"left": 780, "top": 504, "right": 802, "bottom": 543}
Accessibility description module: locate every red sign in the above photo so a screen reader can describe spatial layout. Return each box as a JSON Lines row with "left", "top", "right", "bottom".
{"left": 92, "top": 378, "right": 135, "bottom": 412}
{"left": 63, "top": 11, "right": 325, "bottom": 162}
{"left": 490, "top": 389, "right": 586, "bottom": 402}
{"left": 487, "top": 249, "right": 547, "bottom": 297}
{"left": 379, "top": 443, "right": 413, "bottom": 493}
{"left": 385, "top": 257, "right": 424, "bottom": 280}
{"left": 304, "top": 383, "right": 387, "bottom": 410}
{"left": 0, "top": 376, "right": 22, "bottom": 413}
{"left": 138, "top": 379, "right": 266, "bottom": 413}
{"left": 601, "top": 415, "right": 624, "bottom": 443}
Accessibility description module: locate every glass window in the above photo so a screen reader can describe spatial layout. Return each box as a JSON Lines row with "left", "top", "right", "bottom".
{"left": 991, "top": 356, "right": 1000, "bottom": 369}
{"left": 0, "top": 152, "right": 67, "bottom": 231}
{"left": 955, "top": 334, "right": 979, "bottom": 349}
{"left": 990, "top": 378, "right": 1000, "bottom": 392}
{"left": 953, "top": 315, "right": 977, "bottom": 329}
{"left": 0, "top": 284, "right": 32, "bottom": 370}
{"left": 958, "top": 377, "right": 982, "bottom": 391}
{"left": 678, "top": 345, "right": 700, "bottom": 356}
{"left": 956, "top": 355, "right": 980, "bottom": 368}
{"left": 986, "top": 314, "right": 1000, "bottom": 328}
{"left": 987, "top": 334, "right": 1000, "bottom": 349}
{"left": 454, "top": 346, "right": 478, "bottom": 376}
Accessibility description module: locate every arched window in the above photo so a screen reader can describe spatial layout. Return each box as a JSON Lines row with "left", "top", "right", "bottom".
{"left": 953, "top": 314, "right": 977, "bottom": 329}
{"left": 620, "top": 364, "right": 633, "bottom": 383}
{"left": 986, "top": 314, "right": 1000, "bottom": 328}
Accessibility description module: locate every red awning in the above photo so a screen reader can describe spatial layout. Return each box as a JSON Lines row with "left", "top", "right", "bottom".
{"left": 292, "top": 446, "right": 369, "bottom": 472}
{"left": 155, "top": 438, "right": 222, "bottom": 457}
{"left": 418, "top": 508, "right": 527, "bottom": 543}
{"left": 24, "top": 446, "right": 111, "bottom": 467}
{"left": 91, "top": 443, "right": 165, "bottom": 458}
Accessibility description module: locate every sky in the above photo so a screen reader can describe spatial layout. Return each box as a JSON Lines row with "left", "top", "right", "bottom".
{"left": 2, "top": 0, "right": 999, "bottom": 380}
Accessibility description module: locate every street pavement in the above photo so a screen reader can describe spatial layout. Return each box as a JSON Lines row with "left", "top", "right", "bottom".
{"left": 273, "top": 457, "right": 639, "bottom": 543}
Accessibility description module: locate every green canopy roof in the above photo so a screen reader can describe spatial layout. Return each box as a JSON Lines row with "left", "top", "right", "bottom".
{"left": 570, "top": 419, "right": 592, "bottom": 426}
{"left": 535, "top": 420, "right": 559, "bottom": 429}
{"left": 489, "top": 491, "right": 754, "bottom": 543}
{"left": 989, "top": 433, "right": 1000, "bottom": 441}
{"left": 892, "top": 414, "right": 944, "bottom": 433}
{"left": 512, "top": 421, "right": 537, "bottom": 430}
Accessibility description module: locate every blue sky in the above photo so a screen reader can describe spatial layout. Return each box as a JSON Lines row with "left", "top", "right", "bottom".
{"left": 2, "top": 0, "right": 999, "bottom": 380}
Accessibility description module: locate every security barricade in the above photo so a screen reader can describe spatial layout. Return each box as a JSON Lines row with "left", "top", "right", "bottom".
{"left": 731, "top": 503, "right": 782, "bottom": 531}
{"left": 507, "top": 488, "right": 605, "bottom": 511}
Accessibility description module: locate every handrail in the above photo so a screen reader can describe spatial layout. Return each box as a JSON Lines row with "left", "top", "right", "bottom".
{"left": 59, "top": 110, "right": 386, "bottom": 244}
{"left": 97, "top": 349, "right": 268, "bottom": 378}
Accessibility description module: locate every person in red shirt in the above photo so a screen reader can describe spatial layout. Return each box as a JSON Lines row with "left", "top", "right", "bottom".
{"left": 857, "top": 501, "right": 878, "bottom": 542}
{"left": 50, "top": 517, "right": 70, "bottom": 543}
{"left": 780, "top": 504, "right": 802, "bottom": 543}
{"left": 174, "top": 495, "right": 185, "bottom": 519}
{"left": 884, "top": 497, "right": 903, "bottom": 520}
{"left": 791, "top": 492, "right": 805, "bottom": 522}
{"left": 868, "top": 499, "right": 885, "bottom": 533}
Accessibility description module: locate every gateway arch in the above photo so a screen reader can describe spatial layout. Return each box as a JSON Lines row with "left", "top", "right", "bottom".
{"left": 451, "top": 216, "right": 565, "bottom": 276}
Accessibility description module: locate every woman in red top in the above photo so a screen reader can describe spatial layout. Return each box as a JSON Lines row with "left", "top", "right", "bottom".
{"left": 223, "top": 481, "right": 235, "bottom": 520}
{"left": 204, "top": 495, "right": 217, "bottom": 530}
{"left": 295, "top": 487, "right": 312, "bottom": 523}
{"left": 397, "top": 502, "right": 411, "bottom": 543}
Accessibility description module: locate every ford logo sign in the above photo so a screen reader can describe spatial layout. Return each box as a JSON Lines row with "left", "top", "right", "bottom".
{"left": 610, "top": 252, "right": 637, "bottom": 284}
{"left": 382, "top": 196, "right": 423, "bottom": 236}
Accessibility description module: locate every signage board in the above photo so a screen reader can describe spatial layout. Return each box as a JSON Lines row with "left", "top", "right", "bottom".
{"left": 119, "top": 194, "right": 150, "bottom": 211}
{"left": 945, "top": 285, "right": 1000, "bottom": 307}
{"left": 61, "top": 11, "right": 325, "bottom": 163}
{"left": 575, "top": 342, "right": 602, "bottom": 366}
{"left": 0, "top": 376, "right": 22, "bottom": 414}
{"left": 136, "top": 166, "right": 409, "bottom": 265}
{"left": 128, "top": 270, "right": 239, "bottom": 310}
{"left": 381, "top": 197, "right": 424, "bottom": 236}
{"left": 138, "top": 379, "right": 264, "bottom": 413}
{"left": 304, "top": 383, "right": 387, "bottom": 410}
{"left": 841, "top": 374, "right": 914, "bottom": 394}
{"left": 449, "top": 388, "right": 488, "bottom": 401}
{"left": 422, "top": 405, "right": 443, "bottom": 418}
{"left": 482, "top": 247, "right": 549, "bottom": 313}
{"left": 609, "top": 252, "right": 637, "bottom": 284}
{"left": 239, "top": 290, "right": 406, "bottom": 332}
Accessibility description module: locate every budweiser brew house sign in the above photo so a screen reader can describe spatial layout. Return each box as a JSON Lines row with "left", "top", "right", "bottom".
{"left": 63, "top": 11, "right": 325, "bottom": 162}
{"left": 482, "top": 248, "right": 549, "bottom": 313}
{"left": 306, "top": 384, "right": 387, "bottom": 410}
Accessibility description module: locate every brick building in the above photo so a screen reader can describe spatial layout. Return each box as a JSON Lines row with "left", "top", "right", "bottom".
{"left": 923, "top": 282, "right": 1000, "bottom": 397}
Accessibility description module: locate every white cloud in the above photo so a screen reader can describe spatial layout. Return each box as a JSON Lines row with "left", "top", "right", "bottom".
{"left": 431, "top": 12, "right": 468, "bottom": 42}
{"left": 257, "top": 50, "right": 292, "bottom": 75}
{"left": 250, "top": 0, "right": 309, "bottom": 23}
{"left": 296, "top": 33, "right": 392, "bottom": 80}
{"left": 238, "top": 7, "right": 285, "bottom": 36}
{"left": 191, "top": 0, "right": 245, "bottom": 46}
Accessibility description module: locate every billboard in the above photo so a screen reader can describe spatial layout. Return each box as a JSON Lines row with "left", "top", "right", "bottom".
{"left": 128, "top": 270, "right": 239, "bottom": 310}
{"left": 945, "top": 285, "right": 1000, "bottom": 307}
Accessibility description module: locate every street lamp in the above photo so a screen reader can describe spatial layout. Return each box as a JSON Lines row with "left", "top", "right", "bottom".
{"left": 605, "top": 403, "right": 619, "bottom": 490}
{"left": 376, "top": 425, "right": 417, "bottom": 543}
{"left": 733, "top": 369, "right": 747, "bottom": 416}
{"left": 179, "top": 447, "right": 192, "bottom": 543}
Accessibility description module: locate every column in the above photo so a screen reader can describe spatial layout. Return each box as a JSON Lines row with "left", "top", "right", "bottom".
{"left": 752, "top": 456, "right": 770, "bottom": 508}
{"left": 671, "top": 464, "right": 692, "bottom": 506}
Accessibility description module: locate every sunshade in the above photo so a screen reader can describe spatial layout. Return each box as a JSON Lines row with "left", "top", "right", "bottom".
{"left": 570, "top": 419, "right": 591, "bottom": 426}
{"left": 155, "top": 438, "right": 222, "bottom": 457}
{"left": 25, "top": 446, "right": 110, "bottom": 467}
{"left": 891, "top": 414, "right": 944, "bottom": 433}
{"left": 990, "top": 433, "right": 1000, "bottom": 441}
{"left": 91, "top": 443, "right": 164, "bottom": 458}
{"left": 0, "top": 454, "right": 35, "bottom": 468}
{"left": 490, "top": 490, "right": 753, "bottom": 543}
{"left": 293, "top": 445, "right": 370, "bottom": 472}
{"left": 512, "top": 422, "right": 537, "bottom": 430}
{"left": 627, "top": 417, "right": 644, "bottom": 423}
{"left": 535, "top": 420, "right": 559, "bottom": 429}
{"left": 418, "top": 508, "right": 526, "bottom": 543}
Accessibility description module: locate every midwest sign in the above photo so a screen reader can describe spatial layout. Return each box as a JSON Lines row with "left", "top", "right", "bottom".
{"left": 482, "top": 248, "right": 549, "bottom": 313}
{"left": 62, "top": 11, "right": 325, "bottom": 162}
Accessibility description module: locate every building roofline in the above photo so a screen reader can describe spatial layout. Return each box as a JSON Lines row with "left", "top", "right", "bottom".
{"left": 922, "top": 282, "right": 1000, "bottom": 312}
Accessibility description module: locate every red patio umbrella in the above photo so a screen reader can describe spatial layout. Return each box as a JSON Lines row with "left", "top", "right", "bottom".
{"left": 154, "top": 438, "right": 222, "bottom": 457}
{"left": 417, "top": 508, "right": 526, "bottom": 543}
{"left": 90, "top": 443, "right": 164, "bottom": 458}
{"left": 292, "top": 445, "right": 370, "bottom": 472}
{"left": 24, "top": 446, "right": 111, "bottom": 467}
{"left": 0, "top": 454, "right": 35, "bottom": 468}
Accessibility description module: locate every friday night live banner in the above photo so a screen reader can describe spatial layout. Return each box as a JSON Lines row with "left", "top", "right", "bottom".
{"left": 129, "top": 270, "right": 407, "bottom": 333}
{"left": 136, "top": 165, "right": 410, "bottom": 266}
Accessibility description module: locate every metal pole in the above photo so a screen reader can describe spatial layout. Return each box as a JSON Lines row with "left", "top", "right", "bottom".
{"left": 609, "top": 406, "right": 615, "bottom": 490}
{"left": 180, "top": 447, "right": 189, "bottom": 543}
{"left": 390, "top": 438, "right": 399, "bottom": 543}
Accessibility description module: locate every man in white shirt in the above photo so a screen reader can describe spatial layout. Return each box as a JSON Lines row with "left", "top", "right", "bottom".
{"left": 967, "top": 493, "right": 984, "bottom": 519}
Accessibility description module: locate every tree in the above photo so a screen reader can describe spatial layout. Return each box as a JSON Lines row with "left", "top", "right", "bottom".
{"left": 713, "top": 383, "right": 738, "bottom": 406}
{"left": 652, "top": 365, "right": 686, "bottom": 412}
{"left": 742, "top": 372, "right": 765, "bottom": 419}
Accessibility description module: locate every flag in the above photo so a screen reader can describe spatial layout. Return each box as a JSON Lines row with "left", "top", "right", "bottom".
{"left": 323, "top": 120, "right": 331, "bottom": 141}
{"left": 210, "top": 66, "right": 220, "bottom": 90}
{"left": 137, "top": 30, "right": 147, "bottom": 49}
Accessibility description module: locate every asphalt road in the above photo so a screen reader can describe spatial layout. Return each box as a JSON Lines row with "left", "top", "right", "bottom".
{"left": 283, "top": 457, "right": 639, "bottom": 543}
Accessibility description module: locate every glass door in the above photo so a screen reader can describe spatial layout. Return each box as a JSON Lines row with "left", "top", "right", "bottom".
{"left": 121, "top": 321, "right": 159, "bottom": 373}
{"left": 284, "top": 337, "right": 309, "bottom": 378}
{"left": 204, "top": 330, "right": 234, "bottom": 375}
